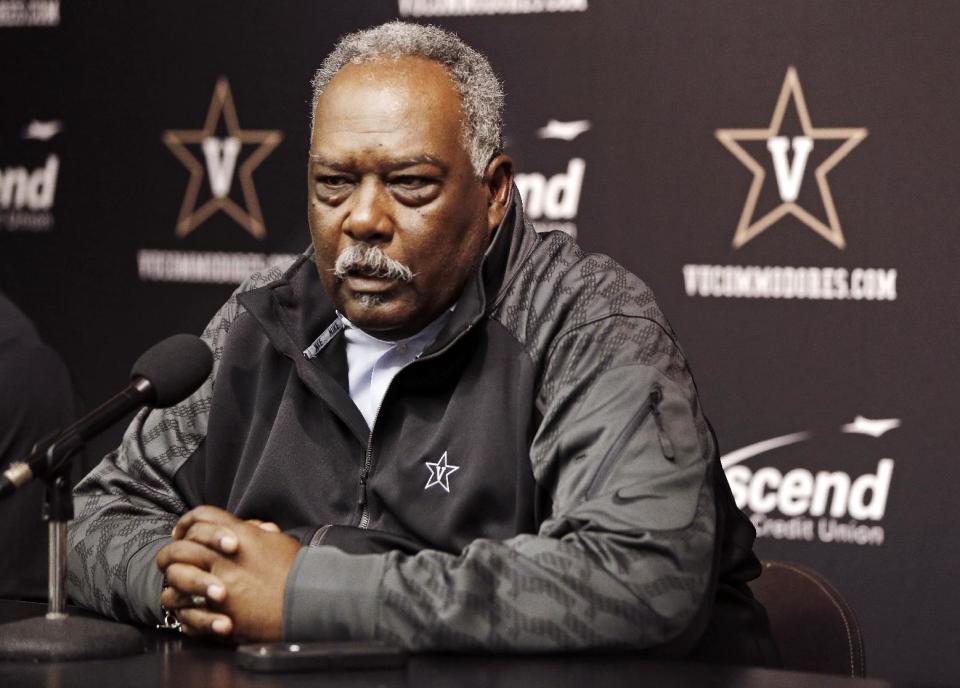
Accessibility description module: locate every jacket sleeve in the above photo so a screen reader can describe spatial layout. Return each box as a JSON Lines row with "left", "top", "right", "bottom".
{"left": 283, "top": 313, "right": 719, "bottom": 651}
{"left": 66, "top": 268, "right": 279, "bottom": 624}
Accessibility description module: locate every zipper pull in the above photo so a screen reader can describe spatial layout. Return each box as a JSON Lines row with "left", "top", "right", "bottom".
{"left": 357, "top": 468, "right": 368, "bottom": 508}
{"left": 650, "top": 387, "right": 675, "bottom": 461}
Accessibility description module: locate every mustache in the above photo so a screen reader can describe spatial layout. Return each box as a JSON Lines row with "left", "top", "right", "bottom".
{"left": 332, "top": 244, "right": 416, "bottom": 283}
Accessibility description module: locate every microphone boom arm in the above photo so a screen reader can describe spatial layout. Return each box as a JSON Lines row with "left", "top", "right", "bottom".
{"left": 0, "top": 377, "right": 152, "bottom": 497}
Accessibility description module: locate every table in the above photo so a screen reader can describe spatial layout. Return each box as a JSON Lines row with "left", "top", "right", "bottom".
{"left": 0, "top": 601, "right": 904, "bottom": 688}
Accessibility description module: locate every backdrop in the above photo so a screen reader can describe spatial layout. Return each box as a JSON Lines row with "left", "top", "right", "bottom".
{"left": 2, "top": 2, "right": 957, "bottom": 684}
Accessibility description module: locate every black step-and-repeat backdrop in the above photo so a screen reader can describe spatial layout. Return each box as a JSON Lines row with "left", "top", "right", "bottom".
{"left": 2, "top": 2, "right": 958, "bottom": 684}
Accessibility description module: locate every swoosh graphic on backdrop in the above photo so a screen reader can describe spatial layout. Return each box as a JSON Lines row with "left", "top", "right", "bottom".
{"left": 720, "top": 431, "right": 812, "bottom": 469}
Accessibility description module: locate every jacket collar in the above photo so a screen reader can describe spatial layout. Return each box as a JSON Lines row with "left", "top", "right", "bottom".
{"left": 241, "top": 184, "right": 537, "bottom": 358}
{"left": 236, "top": 185, "right": 538, "bottom": 438}
{"left": 424, "top": 184, "right": 539, "bottom": 355}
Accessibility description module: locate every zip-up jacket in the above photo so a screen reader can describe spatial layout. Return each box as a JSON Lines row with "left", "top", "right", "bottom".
{"left": 67, "top": 193, "right": 776, "bottom": 662}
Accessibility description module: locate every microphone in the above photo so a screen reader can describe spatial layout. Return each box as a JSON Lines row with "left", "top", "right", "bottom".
{"left": 0, "top": 334, "right": 212, "bottom": 497}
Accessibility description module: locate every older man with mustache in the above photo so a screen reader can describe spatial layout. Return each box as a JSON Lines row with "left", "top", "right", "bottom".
{"left": 67, "top": 22, "right": 777, "bottom": 665}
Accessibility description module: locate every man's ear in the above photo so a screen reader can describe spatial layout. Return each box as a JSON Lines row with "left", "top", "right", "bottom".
{"left": 483, "top": 154, "right": 513, "bottom": 235}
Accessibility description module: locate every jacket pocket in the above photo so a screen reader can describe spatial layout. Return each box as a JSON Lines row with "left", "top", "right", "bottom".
{"left": 584, "top": 385, "right": 673, "bottom": 500}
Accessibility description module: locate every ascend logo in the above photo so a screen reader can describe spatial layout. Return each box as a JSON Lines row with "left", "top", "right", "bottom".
{"left": 0, "top": 119, "right": 62, "bottom": 233}
{"left": 722, "top": 415, "right": 899, "bottom": 546}
{"left": 514, "top": 119, "right": 589, "bottom": 238}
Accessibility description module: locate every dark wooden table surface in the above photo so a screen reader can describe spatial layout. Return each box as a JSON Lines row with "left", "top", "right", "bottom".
{"left": 0, "top": 600, "right": 907, "bottom": 688}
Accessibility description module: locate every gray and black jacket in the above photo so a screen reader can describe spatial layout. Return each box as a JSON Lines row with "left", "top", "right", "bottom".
{"left": 68, "top": 194, "right": 776, "bottom": 663}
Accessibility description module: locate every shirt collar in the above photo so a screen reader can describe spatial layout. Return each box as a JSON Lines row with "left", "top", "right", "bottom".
{"left": 339, "top": 306, "right": 454, "bottom": 356}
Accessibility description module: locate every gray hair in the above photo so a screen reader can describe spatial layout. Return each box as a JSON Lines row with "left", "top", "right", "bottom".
{"left": 311, "top": 21, "right": 504, "bottom": 175}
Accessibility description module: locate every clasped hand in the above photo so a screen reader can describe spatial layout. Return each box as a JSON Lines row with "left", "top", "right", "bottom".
{"left": 156, "top": 505, "right": 301, "bottom": 642}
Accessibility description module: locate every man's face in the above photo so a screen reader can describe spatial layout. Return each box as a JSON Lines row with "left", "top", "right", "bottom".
{"left": 308, "top": 57, "right": 494, "bottom": 340}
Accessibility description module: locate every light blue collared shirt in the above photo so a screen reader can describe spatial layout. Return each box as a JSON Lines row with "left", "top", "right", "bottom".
{"left": 341, "top": 310, "right": 452, "bottom": 430}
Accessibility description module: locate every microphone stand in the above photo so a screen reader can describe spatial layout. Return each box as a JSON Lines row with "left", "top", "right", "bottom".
{"left": 0, "top": 440, "right": 144, "bottom": 661}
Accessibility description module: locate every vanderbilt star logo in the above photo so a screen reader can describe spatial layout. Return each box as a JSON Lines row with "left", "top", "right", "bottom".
{"left": 162, "top": 77, "right": 282, "bottom": 239}
{"left": 715, "top": 67, "right": 867, "bottom": 249}
{"left": 424, "top": 451, "right": 460, "bottom": 493}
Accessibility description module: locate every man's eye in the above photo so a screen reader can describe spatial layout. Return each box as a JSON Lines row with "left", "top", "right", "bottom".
{"left": 317, "top": 176, "right": 351, "bottom": 188}
{"left": 391, "top": 176, "right": 432, "bottom": 190}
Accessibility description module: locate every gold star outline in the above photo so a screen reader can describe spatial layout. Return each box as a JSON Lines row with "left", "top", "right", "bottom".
{"left": 162, "top": 77, "right": 283, "bottom": 239}
{"left": 715, "top": 67, "right": 867, "bottom": 249}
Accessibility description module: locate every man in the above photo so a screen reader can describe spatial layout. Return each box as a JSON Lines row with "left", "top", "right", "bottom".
{"left": 68, "top": 22, "right": 776, "bottom": 663}
{"left": 0, "top": 290, "right": 76, "bottom": 600}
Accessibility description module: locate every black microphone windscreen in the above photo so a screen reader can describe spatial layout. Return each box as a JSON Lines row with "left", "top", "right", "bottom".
{"left": 130, "top": 334, "right": 213, "bottom": 407}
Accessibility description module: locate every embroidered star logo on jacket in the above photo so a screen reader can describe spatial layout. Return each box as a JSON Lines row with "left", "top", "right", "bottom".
{"left": 424, "top": 451, "right": 460, "bottom": 493}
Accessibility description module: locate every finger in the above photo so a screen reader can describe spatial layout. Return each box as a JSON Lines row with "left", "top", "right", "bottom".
{"left": 172, "top": 506, "right": 241, "bottom": 540}
{"left": 156, "top": 539, "right": 219, "bottom": 571}
{"left": 161, "top": 585, "right": 227, "bottom": 610}
{"left": 245, "top": 519, "right": 280, "bottom": 533}
{"left": 162, "top": 562, "right": 226, "bottom": 603}
{"left": 160, "top": 586, "right": 194, "bottom": 610}
{"left": 177, "top": 607, "right": 233, "bottom": 637}
{"left": 183, "top": 521, "right": 239, "bottom": 555}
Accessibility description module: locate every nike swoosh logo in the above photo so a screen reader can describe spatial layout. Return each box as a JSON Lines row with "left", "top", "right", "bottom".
{"left": 612, "top": 491, "right": 666, "bottom": 505}
{"left": 536, "top": 119, "right": 592, "bottom": 141}
{"left": 23, "top": 119, "right": 63, "bottom": 141}
{"left": 841, "top": 415, "right": 901, "bottom": 438}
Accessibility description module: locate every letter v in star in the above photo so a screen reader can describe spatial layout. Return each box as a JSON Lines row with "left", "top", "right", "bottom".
{"left": 424, "top": 451, "right": 460, "bottom": 493}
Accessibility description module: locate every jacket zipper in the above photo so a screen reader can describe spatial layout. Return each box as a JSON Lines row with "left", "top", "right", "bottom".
{"left": 358, "top": 395, "right": 384, "bottom": 529}
{"left": 355, "top": 306, "right": 488, "bottom": 529}
{"left": 354, "top": 317, "right": 480, "bottom": 529}
{"left": 649, "top": 386, "right": 675, "bottom": 461}
{"left": 584, "top": 385, "right": 674, "bottom": 499}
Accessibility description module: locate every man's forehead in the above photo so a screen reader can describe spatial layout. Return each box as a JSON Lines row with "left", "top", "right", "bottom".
{"left": 315, "top": 58, "right": 463, "bottom": 124}
{"left": 309, "top": 152, "right": 447, "bottom": 172}
{"left": 310, "top": 57, "right": 467, "bottom": 164}
{"left": 309, "top": 119, "right": 456, "bottom": 166}
{"left": 327, "top": 55, "right": 458, "bottom": 91}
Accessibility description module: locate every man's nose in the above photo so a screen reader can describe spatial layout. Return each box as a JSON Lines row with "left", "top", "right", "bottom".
{"left": 343, "top": 176, "right": 392, "bottom": 242}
